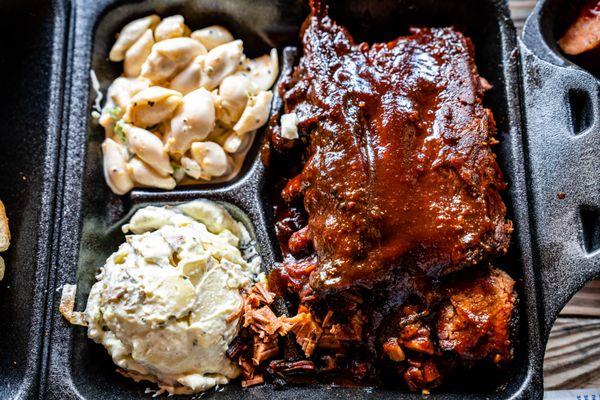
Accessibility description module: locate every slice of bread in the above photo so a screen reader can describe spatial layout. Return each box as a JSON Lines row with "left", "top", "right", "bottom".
{"left": 0, "top": 201, "right": 9, "bottom": 252}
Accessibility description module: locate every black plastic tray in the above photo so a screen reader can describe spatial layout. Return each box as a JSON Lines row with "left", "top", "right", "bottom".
{"left": 0, "top": 0, "right": 67, "bottom": 399}
{"left": 0, "top": 0, "right": 596, "bottom": 399}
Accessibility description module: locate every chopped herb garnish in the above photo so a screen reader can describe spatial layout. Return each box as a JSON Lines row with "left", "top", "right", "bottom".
{"left": 114, "top": 120, "right": 127, "bottom": 144}
{"left": 107, "top": 106, "right": 123, "bottom": 121}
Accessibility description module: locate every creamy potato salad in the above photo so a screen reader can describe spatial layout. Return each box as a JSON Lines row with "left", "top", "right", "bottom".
{"left": 83, "top": 200, "right": 262, "bottom": 394}
{"left": 97, "top": 15, "right": 278, "bottom": 194}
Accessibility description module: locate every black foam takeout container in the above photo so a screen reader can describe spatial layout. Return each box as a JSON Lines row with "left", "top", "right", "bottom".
{"left": 0, "top": 0, "right": 597, "bottom": 399}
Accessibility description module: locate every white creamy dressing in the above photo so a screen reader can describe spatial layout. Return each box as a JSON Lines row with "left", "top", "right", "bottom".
{"left": 85, "top": 200, "right": 262, "bottom": 394}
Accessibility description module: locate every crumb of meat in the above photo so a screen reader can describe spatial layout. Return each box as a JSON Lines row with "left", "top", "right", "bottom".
{"left": 383, "top": 338, "right": 406, "bottom": 362}
{"left": 284, "top": 306, "right": 323, "bottom": 357}
{"left": 59, "top": 284, "right": 88, "bottom": 327}
{"left": 252, "top": 336, "right": 279, "bottom": 366}
{"left": 245, "top": 306, "right": 283, "bottom": 337}
{"left": 403, "top": 359, "right": 442, "bottom": 392}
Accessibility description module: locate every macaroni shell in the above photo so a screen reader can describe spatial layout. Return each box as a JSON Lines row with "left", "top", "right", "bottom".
{"left": 124, "top": 29, "right": 154, "bottom": 78}
{"left": 170, "top": 55, "right": 205, "bottom": 95}
{"left": 109, "top": 15, "right": 160, "bottom": 62}
{"left": 125, "top": 86, "right": 182, "bottom": 127}
{"left": 233, "top": 90, "right": 273, "bottom": 135}
{"left": 216, "top": 75, "right": 257, "bottom": 126}
{"left": 191, "top": 26, "right": 234, "bottom": 51}
{"left": 169, "top": 88, "right": 216, "bottom": 156}
{"left": 180, "top": 156, "right": 202, "bottom": 179}
{"left": 125, "top": 124, "right": 173, "bottom": 176}
{"left": 154, "top": 15, "right": 189, "bottom": 42}
{"left": 190, "top": 141, "right": 229, "bottom": 178}
{"left": 200, "top": 40, "right": 243, "bottom": 90}
{"left": 141, "top": 38, "right": 207, "bottom": 83}
{"left": 222, "top": 131, "right": 249, "bottom": 154}
{"left": 104, "top": 77, "right": 150, "bottom": 110}
{"left": 102, "top": 138, "right": 134, "bottom": 195}
{"left": 235, "top": 48, "right": 278, "bottom": 91}
{"left": 127, "top": 157, "right": 177, "bottom": 190}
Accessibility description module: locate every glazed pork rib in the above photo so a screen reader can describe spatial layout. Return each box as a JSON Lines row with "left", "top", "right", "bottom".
{"left": 231, "top": 0, "right": 517, "bottom": 392}
{"left": 275, "top": 1, "right": 512, "bottom": 294}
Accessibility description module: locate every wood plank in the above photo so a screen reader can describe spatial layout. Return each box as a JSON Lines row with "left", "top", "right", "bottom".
{"left": 544, "top": 282, "right": 600, "bottom": 390}
{"left": 544, "top": 317, "right": 600, "bottom": 389}
{"left": 508, "top": 0, "right": 537, "bottom": 33}
{"left": 544, "top": 282, "right": 600, "bottom": 389}
{"left": 561, "top": 281, "right": 600, "bottom": 317}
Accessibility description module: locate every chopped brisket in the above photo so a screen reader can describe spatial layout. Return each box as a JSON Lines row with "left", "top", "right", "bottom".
{"left": 436, "top": 267, "right": 516, "bottom": 363}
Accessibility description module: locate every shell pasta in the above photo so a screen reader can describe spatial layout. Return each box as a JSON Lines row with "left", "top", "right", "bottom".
{"left": 97, "top": 15, "right": 278, "bottom": 194}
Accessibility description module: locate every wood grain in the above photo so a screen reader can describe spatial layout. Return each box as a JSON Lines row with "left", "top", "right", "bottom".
{"left": 509, "top": 0, "right": 538, "bottom": 33}
{"left": 560, "top": 281, "right": 600, "bottom": 317}
{"left": 544, "top": 282, "right": 600, "bottom": 390}
{"left": 544, "top": 317, "right": 600, "bottom": 390}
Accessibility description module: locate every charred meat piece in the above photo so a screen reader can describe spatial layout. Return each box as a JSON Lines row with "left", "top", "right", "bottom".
{"left": 559, "top": 0, "right": 600, "bottom": 56}
{"left": 403, "top": 358, "right": 443, "bottom": 392}
{"left": 273, "top": 0, "right": 512, "bottom": 294}
{"left": 437, "top": 267, "right": 516, "bottom": 363}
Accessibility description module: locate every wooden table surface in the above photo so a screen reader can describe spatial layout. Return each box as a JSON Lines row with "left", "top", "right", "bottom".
{"left": 544, "top": 282, "right": 600, "bottom": 389}
{"left": 508, "top": 0, "right": 600, "bottom": 391}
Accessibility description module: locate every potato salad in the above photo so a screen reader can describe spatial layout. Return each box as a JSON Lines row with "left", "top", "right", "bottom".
{"left": 84, "top": 200, "right": 262, "bottom": 394}
{"left": 97, "top": 15, "right": 277, "bottom": 194}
